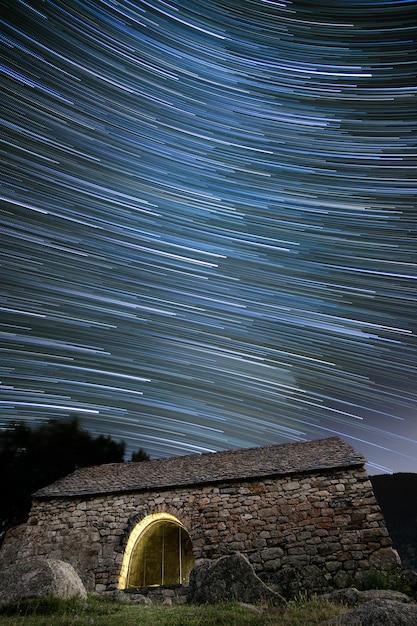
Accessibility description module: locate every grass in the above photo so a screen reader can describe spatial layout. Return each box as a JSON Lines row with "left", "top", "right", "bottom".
{"left": 0, "top": 595, "right": 346, "bottom": 626}
{"left": 356, "top": 569, "right": 408, "bottom": 592}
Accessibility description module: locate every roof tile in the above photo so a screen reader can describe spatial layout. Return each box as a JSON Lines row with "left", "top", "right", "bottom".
{"left": 34, "top": 436, "right": 366, "bottom": 499}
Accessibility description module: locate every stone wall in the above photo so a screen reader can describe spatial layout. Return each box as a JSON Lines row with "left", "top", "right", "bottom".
{"left": 3, "top": 465, "right": 400, "bottom": 596}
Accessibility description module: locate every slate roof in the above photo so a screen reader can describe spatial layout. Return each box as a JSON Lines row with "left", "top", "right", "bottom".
{"left": 33, "top": 437, "right": 366, "bottom": 499}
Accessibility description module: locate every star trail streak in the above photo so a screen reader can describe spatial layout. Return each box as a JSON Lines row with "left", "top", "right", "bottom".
{"left": 1, "top": 0, "right": 416, "bottom": 474}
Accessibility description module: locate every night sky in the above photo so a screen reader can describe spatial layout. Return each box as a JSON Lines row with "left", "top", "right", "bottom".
{"left": 2, "top": 0, "right": 416, "bottom": 475}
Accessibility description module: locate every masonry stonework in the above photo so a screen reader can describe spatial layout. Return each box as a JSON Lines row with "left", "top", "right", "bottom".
{"left": 3, "top": 438, "right": 400, "bottom": 598}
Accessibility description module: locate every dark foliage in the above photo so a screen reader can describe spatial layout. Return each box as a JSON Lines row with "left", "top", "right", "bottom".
{"left": 0, "top": 418, "right": 149, "bottom": 539}
{"left": 371, "top": 473, "right": 417, "bottom": 571}
{"left": 130, "top": 447, "right": 150, "bottom": 462}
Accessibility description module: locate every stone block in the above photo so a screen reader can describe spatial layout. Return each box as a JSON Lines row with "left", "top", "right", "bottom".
{"left": 261, "top": 547, "right": 284, "bottom": 561}
{"left": 282, "top": 482, "right": 299, "bottom": 491}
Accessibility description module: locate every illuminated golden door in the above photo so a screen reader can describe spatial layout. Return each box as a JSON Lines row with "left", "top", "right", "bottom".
{"left": 119, "top": 513, "right": 194, "bottom": 588}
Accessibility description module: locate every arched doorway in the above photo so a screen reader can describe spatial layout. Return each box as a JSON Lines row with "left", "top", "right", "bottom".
{"left": 119, "top": 513, "right": 194, "bottom": 589}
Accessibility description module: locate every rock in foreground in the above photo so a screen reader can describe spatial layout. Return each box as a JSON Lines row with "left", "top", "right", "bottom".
{"left": 187, "top": 553, "right": 287, "bottom": 607}
{"left": 324, "top": 599, "right": 417, "bottom": 625}
{"left": 0, "top": 557, "right": 87, "bottom": 605}
{"left": 321, "top": 587, "right": 412, "bottom": 607}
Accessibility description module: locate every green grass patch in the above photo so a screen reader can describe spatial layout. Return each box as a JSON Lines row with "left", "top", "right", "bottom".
{"left": 0, "top": 595, "right": 346, "bottom": 626}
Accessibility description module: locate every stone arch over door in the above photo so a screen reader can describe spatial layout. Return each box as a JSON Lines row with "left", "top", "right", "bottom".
{"left": 118, "top": 513, "right": 194, "bottom": 589}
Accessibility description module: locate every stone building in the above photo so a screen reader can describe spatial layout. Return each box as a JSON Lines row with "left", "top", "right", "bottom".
{"left": 2, "top": 437, "right": 400, "bottom": 596}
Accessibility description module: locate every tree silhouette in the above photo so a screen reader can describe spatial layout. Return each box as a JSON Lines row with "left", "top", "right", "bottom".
{"left": 0, "top": 418, "right": 149, "bottom": 540}
{"left": 130, "top": 447, "right": 150, "bottom": 462}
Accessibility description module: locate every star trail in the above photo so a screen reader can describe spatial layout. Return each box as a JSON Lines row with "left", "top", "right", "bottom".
{"left": 1, "top": 0, "right": 416, "bottom": 474}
